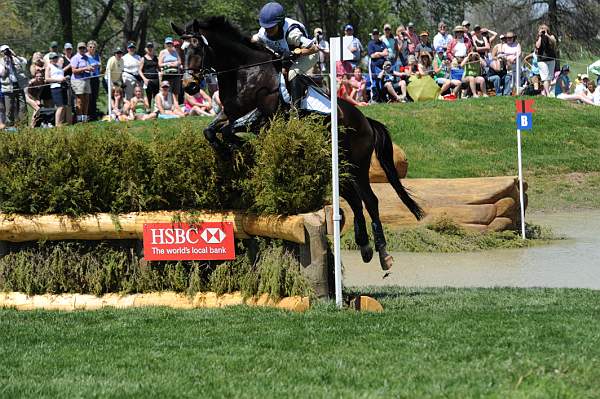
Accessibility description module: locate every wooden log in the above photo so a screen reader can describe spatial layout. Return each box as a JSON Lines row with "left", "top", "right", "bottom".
{"left": 0, "top": 211, "right": 307, "bottom": 244}
{"left": 369, "top": 143, "right": 408, "bottom": 182}
{"left": 495, "top": 197, "right": 517, "bottom": 218}
{"left": 349, "top": 295, "right": 384, "bottom": 312}
{"left": 487, "top": 217, "right": 515, "bottom": 232}
{"left": 298, "top": 213, "right": 330, "bottom": 299}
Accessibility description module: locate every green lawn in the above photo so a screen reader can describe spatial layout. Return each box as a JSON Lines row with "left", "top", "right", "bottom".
{"left": 1, "top": 288, "right": 599, "bottom": 398}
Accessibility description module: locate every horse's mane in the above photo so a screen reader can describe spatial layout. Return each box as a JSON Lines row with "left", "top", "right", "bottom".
{"left": 197, "top": 16, "right": 270, "bottom": 54}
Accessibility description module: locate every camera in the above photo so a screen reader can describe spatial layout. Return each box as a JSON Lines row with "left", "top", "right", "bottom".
{"left": 540, "top": 30, "right": 546, "bottom": 35}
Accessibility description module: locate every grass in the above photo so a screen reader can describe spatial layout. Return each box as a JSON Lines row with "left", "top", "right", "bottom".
{"left": 1, "top": 288, "right": 599, "bottom": 398}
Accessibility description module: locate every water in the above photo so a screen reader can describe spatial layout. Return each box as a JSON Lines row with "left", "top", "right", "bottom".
{"left": 342, "top": 210, "right": 600, "bottom": 289}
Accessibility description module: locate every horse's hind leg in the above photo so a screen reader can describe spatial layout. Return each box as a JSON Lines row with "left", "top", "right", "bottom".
{"left": 356, "top": 167, "right": 393, "bottom": 270}
{"left": 341, "top": 183, "right": 373, "bottom": 263}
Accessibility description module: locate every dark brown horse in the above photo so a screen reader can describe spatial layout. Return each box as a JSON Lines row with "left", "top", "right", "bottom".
{"left": 171, "top": 17, "right": 423, "bottom": 270}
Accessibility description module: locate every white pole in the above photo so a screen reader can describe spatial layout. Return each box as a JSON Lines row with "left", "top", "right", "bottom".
{"left": 517, "top": 128, "right": 526, "bottom": 239}
{"left": 106, "top": 72, "right": 112, "bottom": 118}
{"left": 515, "top": 55, "right": 521, "bottom": 96}
{"left": 329, "top": 37, "right": 343, "bottom": 308}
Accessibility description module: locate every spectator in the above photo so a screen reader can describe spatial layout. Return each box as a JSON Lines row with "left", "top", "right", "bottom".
{"left": 501, "top": 31, "right": 521, "bottom": 69}
{"left": 382, "top": 24, "right": 396, "bottom": 64}
{"left": 159, "top": 37, "right": 182, "bottom": 98}
{"left": 69, "top": 42, "right": 94, "bottom": 122}
{"left": 481, "top": 28, "right": 498, "bottom": 46}
{"left": 461, "top": 52, "right": 487, "bottom": 97}
{"left": 395, "top": 26, "right": 410, "bottom": 67}
{"left": 415, "top": 31, "right": 433, "bottom": 57}
{"left": 122, "top": 42, "right": 142, "bottom": 100}
{"left": 154, "top": 81, "right": 184, "bottom": 118}
{"left": 43, "top": 41, "right": 60, "bottom": 65}
{"left": 574, "top": 74, "right": 590, "bottom": 95}
{"left": 129, "top": 85, "right": 156, "bottom": 120}
{"left": 447, "top": 26, "right": 472, "bottom": 62}
{"left": 462, "top": 20, "right": 473, "bottom": 42}
{"left": 337, "top": 75, "right": 368, "bottom": 106}
{"left": 139, "top": 42, "right": 160, "bottom": 108}
{"left": 314, "top": 28, "right": 329, "bottom": 73}
{"left": 433, "top": 47, "right": 461, "bottom": 97}
{"left": 535, "top": 24, "right": 557, "bottom": 96}
{"left": 62, "top": 43, "right": 73, "bottom": 77}
{"left": 449, "top": 58, "right": 465, "bottom": 95}
{"left": 377, "top": 60, "right": 408, "bottom": 102}
{"left": 25, "top": 69, "right": 51, "bottom": 127}
{"left": 433, "top": 22, "right": 453, "bottom": 53}
{"left": 110, "top": 86, "right": 130, "bottom": 121}
{"left": 406, "top": 22, "right": 419, "bottom": 54}
{"left": 416, "top": 51, "right": 433, "bottom": 77}
{"left": 341, "top": 25, "right": 363, "bottom": 74}
{"left": 184, "top": 88, "right": 215, "bottom": 116}
{"left": 212, "top": 90, "right": 222, "bottom": 114}
{"left": 472, "top": 25, "right": 491, "bottom": 57}
{"left": 0, "top": 45, "right": 28, "bottom": 126}
{"left": 349, "top": 66, "right": 366, "bottom": 102}
{"left": 87, "top": 41, "right": 101, "bottom": 121}
{"left": 30, "top": 52, "right": 45, "bottom": 76}
{"left": 368, "top": 28, "right": 389, "bottom": 102}
{"left": 44, "top": 52, "right": 67, "bottom": 126}
{"left": 555, "top": 65, "right": 596, "bottom": 105}
{"left": 105, "top": 47, "right": 124, "bottom": 91}
{"left": 523, "top": 49, "right": 541, "bottom": 93}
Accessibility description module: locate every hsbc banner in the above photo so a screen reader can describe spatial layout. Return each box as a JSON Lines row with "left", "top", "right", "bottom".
{"left": 143, "top": 222, "right": 235, "bottom": 261}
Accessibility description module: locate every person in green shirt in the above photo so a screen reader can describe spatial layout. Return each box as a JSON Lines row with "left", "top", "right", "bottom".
{"left": 461, "top": 52, "right": 487, "bottom": 97}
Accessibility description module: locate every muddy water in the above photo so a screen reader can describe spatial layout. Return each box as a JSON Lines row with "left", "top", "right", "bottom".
{"left": 342, "top": 211, "right": 600, "bottom": 289}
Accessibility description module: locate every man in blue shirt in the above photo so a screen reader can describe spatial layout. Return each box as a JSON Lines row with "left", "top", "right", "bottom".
{"left": 368, "top": 29, "right": 389, "bottom": 102}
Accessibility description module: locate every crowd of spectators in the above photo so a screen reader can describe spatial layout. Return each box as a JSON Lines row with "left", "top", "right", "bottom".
{"left": 0, "top": 37, "right": 217, "bottom": 129}
{"left": 325, "top": 21, "right": 600, "bottom": 106}
{"left": 1, "top": 19, "right": 598, "bottom": 130}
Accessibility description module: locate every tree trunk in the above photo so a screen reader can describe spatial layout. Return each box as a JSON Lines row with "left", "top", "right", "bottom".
{"left": 57, "top": 0, "right": 73, "bottom": 44}
{"left": 89, "top": 0, "right": 116, "bottom": 40}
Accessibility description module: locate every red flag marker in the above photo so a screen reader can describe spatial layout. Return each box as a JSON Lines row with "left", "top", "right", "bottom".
{"left": 515, "top": 99, "right": 535, "bottom": 114}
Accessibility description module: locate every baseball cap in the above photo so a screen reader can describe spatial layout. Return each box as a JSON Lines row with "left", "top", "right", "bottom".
{"left": 48, "top": 52, "right": 60, "bottom": 59}
{"left": 344, "top": 24, "right": 354, "bottom": 31}
{"left": 50, "top": 41, "right": 59, "bottom": 48}
{"left": 146, "top": 42, "right": 154, "bottom": 48}
{"left": 127, "top": 42, "right": 136, "bottom": 49}
{"left": 164, "top": 36, "right": 174, "bottom": 44}
{"left": 0, "top": 45, "right": 10, "bottom": 52}
{"left": 561, "top": 64, "right": 570, "bottom": 72}
{"left": 372, "top": 28, "right": 380, "bottom": 35}
{"left": 114, "top": 47, "right": 124, "bottom": 54}
{"left": 474, "top": 25, "right": 481, "bottom": 31}
{"left": 435, "top": 46, "right": 444, "bottom": 53}
{"left": 408, "top": 22, "right": 414, "bottom": 27}
{"left": 64, "top": 42, "right": 73, "bottom": 49}
{"left": 161, "top": 80, "right": 170, "bottom": 88}
{"left": 582, "top": 74, "right": 589, "bottom": 80}
{"left": 77, "top": 42, "right": 87, "bottom": 49}
{"left": 462, "top": 20, "right": 470, "bottom": 26}
{"left": 499, "top": 34, "right": 505, "bottom": 40}
{"left": 383, "top": 24, "right": 392, "bottom": 30}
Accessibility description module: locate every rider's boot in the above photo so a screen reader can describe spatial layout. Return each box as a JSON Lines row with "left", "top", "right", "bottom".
{"left": 288, "top": 77, "right": 305, "bottom": 112}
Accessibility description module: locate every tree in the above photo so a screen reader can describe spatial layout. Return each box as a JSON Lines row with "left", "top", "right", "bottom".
{"left": 57, "top": 0, "right": 73, "bottom": 44}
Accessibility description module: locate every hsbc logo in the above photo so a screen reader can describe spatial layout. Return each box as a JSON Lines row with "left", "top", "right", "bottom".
{"left": 201, "top": 228, "right": 226, "bottom": 244}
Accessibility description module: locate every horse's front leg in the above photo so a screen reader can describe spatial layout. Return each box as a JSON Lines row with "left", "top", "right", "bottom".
{"left": 204, "top": 111, "right": 228, "bottom": 151}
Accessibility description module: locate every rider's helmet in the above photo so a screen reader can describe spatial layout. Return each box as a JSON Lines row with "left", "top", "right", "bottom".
{"left": 259, "top": 2, "right": 285, "bottom": 29}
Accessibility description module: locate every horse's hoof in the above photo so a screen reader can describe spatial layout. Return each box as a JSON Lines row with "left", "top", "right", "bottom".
{"left": 360, "top": 245, "right": 373, "bottom": 263}
{"left": 379, "top": 253, "right": 394, "bottom": 271}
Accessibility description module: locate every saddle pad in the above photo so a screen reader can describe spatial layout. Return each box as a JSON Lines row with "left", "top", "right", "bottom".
{"left": 301, "top": 86, "right": 331, "bottom": 114}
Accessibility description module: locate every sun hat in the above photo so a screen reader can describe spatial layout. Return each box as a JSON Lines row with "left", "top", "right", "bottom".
{"left": 77, "top": 42, "right": 87, "bottom": 49}
{"left": 499, "top": 34, "right": 505, "bottom": 40}
{"left": 420, "top": 31, "right": 429, "bottom": 36}
{"left": 164, "top": 37, "right": 174, "bottom": 44}
{"left": 453, "top": 26, "right": 466, "bottom": 33}
{"left": 0, "top": 45, "right": 10, "bottom": 52}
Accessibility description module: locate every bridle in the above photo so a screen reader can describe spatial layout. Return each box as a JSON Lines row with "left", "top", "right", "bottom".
{"left": 180, "top": 32, "right": 214, "bottom": 86}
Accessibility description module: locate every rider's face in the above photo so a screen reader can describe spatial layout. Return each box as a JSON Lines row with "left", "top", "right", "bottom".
{"left": 266, "top": 25, "right": 279, "bottom": 37}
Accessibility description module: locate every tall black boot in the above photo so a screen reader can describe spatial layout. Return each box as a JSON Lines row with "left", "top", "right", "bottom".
{"left": 288, "top": 77, "right": 305, "bottom": 111}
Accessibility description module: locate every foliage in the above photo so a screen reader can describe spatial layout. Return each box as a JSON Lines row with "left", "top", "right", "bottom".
{"left": 0, "top": 116, "right": 330, "bottom": 216}
{"left": 340, "top": 216, "right": 558, "bottom": 252}
{"left": 0, "top": 240, "right": 312, "bottom": 298}
{"left": 245, "top": 114, "right": 332, "bottom": 215}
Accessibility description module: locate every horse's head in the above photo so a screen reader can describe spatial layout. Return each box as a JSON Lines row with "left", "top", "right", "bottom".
{"left": 171, "top": 19, "right": 211, "bottom": 95}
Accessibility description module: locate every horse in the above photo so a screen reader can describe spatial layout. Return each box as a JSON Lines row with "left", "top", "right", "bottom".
{"left": 171, "top": 17, "right": 424, "bottom": 271}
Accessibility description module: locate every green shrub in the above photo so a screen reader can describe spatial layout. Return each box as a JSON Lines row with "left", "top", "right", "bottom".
{"left": 0, "top": 116, "right": 331, "bottom": 216}
{"left": 245, "top": 114, "right": 331, "bottom": 215}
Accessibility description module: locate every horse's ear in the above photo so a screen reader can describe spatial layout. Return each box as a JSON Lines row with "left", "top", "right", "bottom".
{"left": 192, "top": 19, "right": 201, "bottom": 33}
{"left": 171, "top": 22, "right": 185, "bottom": 37}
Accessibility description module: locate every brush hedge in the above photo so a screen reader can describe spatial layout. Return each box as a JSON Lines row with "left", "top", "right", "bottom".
{"left": 0, "top": 116, "right": 331, "bottom": 216}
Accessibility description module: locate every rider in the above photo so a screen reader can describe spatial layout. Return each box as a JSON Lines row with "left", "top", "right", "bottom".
{"left": 252, "top": 2, "right": 319, "bottom": 108}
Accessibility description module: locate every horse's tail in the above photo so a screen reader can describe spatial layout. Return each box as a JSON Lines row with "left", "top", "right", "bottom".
{"left": 367, "top": 117, "right": 424, "bottom": 220}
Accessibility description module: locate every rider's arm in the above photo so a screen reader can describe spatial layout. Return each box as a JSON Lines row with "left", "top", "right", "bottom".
{"left": 288, "top": 28, "right": 319, "bottom": 55}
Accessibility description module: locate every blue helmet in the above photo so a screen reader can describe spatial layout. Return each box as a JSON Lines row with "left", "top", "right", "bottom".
{"left": 259, "top": 2, "right": 285, "bottom": 29}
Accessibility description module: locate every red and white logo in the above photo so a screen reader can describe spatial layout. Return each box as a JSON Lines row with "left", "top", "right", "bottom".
{"left": 143, "top": 222, "right": 235, "bottom": 261}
